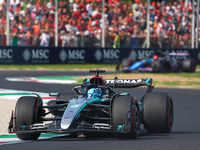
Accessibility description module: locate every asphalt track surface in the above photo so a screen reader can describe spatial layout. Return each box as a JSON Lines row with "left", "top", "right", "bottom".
{"left": 0, "top": 70, "right": 200, "bottom": 150}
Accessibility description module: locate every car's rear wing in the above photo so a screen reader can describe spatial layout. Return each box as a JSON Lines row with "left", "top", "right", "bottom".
{"left": 106, "top": 78, "right": 154, "bottom": 93}
{"left": 169, "top": 52, "right": 189, "bottom": 56}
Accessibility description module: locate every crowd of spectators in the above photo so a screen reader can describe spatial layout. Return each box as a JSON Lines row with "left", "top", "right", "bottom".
{"left": 0, "top": 0, "right": 199, "bottom": 48}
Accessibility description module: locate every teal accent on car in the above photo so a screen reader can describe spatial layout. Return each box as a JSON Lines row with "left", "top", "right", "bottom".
{"left": 87, "top": 98, "right": 106, "bottom": 104}
{"left": 120, "top": 92, "right": 129, "bottom": 95}
{"left": 139, "top": 103, "right": 144, "bottom": 110}
{"left": 117, "top": 125, "right": 122, "bottom": 131}
{"left": 145, "top": 78, "right": 152, "bottom": 85}
{"left": 76, "top": 103, "right": 87, "bottom": 117}
{"left": 22, "top": 125, "right": 26, "bottom": 131}
{"left": 70, "top": 104, "right": 80, "bottom": 108}
{"left": 49, "top": 92, "right": 60, "bottom": 97}
{"left": 75, "top": 98, "right": 106, "bottom": 117}
{"left": 76, "top": 98, "right": 105, "bottom": 116}
{"left": 146, "top": 78, "right": 150, "bottom": 83}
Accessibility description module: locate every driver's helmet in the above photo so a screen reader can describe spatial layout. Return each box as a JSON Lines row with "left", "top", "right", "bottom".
{"left": 87, "top": 88, "right": 102, "bottom": 99}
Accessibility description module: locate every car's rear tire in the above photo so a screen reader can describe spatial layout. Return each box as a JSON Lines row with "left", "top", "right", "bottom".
{"left": 142, "top": 92, "right": 173, "bottom": 133}
{"left": 15, "top": 96, "right": 42, "bottom": 140}
{"left": 152, "top": 59, "right": 161, "bottom": 72}
{"left": 182, "top": 59, "right": 196, "bottom": 72}
{"left": 121, "top": 58, "right": 129, "bottom": 68}
{"left": 112, "top": 95, "right": 140, "bottom": 138}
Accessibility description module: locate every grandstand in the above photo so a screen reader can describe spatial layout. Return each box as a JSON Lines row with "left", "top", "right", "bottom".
{"left": 0, "top": 0, "right": 199, "bottom": 48}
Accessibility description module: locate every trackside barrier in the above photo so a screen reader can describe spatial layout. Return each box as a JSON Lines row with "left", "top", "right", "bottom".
{"left": 0, "top": 46, "right": 199, "bottom": 64}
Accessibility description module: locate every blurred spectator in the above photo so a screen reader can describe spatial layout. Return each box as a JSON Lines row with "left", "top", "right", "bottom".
{"left": 39, "top": 29, "right": 50, "bottom": 47}
{"left": 113, "top": 31, "right": 120, "bottom": 48}
{"left": 47, "top": 0, "right": 53, "bottom": 9}
{"left": 49, "top": 31, "right": 55, "bottom": 47}
{"left": 12, "top": 32, "right": 18, "bottom": 46}
{"left": 27, "top": 0, "right": 35, "bottom": 12}
{"left": 18, "top": 31, "right": 28, "bottom": 46}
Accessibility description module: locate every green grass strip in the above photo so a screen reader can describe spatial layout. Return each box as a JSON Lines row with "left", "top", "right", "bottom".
{"left": 0, "top": 64, "right": 116, "bottom": 70}
{"left": 0, "top": 134, "right": 18, "bottom": 138}
{"left": 159, "top": 73, "right": 200, "bottom": 79}
{"left": 0, "top": 64, "right": 198, "bottom": 71}
{"left": 0, "top": 93, "right": 33, "bottom": 96}
{"left": 0, "top": 133, "right": 64, "bottom": 138}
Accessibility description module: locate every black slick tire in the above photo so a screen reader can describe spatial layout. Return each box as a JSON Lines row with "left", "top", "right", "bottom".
{"left": 112, "top": 95, "right": 140, "bottom": 138}
{"left": 121, "top": 58, "right": 130, "bottom": 68}
{"left": 15, "top": 96, "right": 42, "bottom": 140}
{"left": 142, "top": 92, "right": 173, "bottom": 133}
{"left": 182, "top": 59, "right": 196, "bottom": 72}
{"left": 152, "top": 59, "right": 161, "bottom": 72}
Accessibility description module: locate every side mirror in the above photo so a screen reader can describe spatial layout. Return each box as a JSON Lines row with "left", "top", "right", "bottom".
{"left": 49, "top": 92, "right": 60, "bottom": 97}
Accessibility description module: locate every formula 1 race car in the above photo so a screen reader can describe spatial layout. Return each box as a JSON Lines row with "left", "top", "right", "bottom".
{"left": 8, "top": 70, "right": 173, "bottom": 140}
{"left": 120, "top": 51, "right": 196, "bottom": 73}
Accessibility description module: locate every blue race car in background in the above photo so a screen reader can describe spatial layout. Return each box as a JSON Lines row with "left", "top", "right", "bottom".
{"left": 120, "top": 51, "right": 196, "bottom": 73}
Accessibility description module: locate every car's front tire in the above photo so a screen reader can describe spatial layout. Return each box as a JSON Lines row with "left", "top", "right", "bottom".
{"left": 112, "top": 95, "right": 140, "bottom": 138}
{"left": 15, "top": 96, "right": 42, "bottom": 140}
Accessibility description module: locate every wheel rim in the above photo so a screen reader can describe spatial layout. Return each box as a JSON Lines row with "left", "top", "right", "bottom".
{"left": 134, "top": 105, "right": 140, "bottom": 131}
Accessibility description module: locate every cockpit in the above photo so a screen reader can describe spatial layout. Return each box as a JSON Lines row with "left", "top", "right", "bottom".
{"left": 73, "top": 84, "right": 114, "bottom": 99}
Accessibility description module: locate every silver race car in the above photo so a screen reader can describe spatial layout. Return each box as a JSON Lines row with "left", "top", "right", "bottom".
{"left": 8, "top": 70, "right": 173, "bottom": 140}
